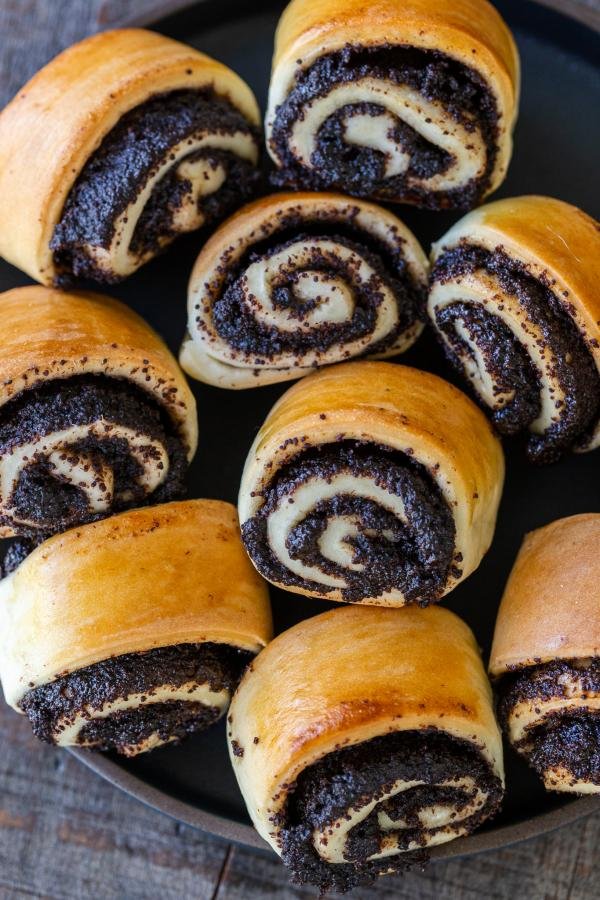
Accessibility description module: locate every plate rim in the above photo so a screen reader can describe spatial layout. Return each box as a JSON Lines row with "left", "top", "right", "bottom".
{"left": 69, "top": 0, "right": 600, "bottom": 861}
{"left": 112, "top": 0, "right": 600, "bottom": 33}
{"left": 70, "top": 747, "right": 600, "bottom": 858}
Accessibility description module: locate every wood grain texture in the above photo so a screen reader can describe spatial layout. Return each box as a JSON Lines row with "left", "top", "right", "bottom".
{"left": 0, "top": 702, "right": 228, "bottom": 899}
{"left": 0, "top": 1, "right": 599, "bottom": 898}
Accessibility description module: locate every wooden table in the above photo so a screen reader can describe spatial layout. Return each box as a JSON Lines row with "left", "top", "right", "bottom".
{"left": 0, "top": 1, "right": 598, "bottom": 897}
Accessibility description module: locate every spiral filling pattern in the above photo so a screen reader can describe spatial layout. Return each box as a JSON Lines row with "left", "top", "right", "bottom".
{"left": 269, "top": 46, "right": 500, "bottom": 209}
{"left": 183, "top": 197, "right": 427, "bottom": 387}
{"left": 20, "top": 643, "right": 252, "bottom": 757}
{"left": 278, "top": 729, "right": 503, "bottom": 892}
{"left": 241, "top": 440, "right": 456, "bottom": 604}
{"left": 497, "top": 658, "right": 600, "bottom": 793}
{"left": 51, "top": 89, "right": 260, "bottom": 284}
{"left": 212, "top": 234, "right": 416, "bottom": 362}
{"left": 0, "top": 375, "right": 187, "bottom": 537}
{"left": 429, "top": 246, "right": 600, "bottom": 462}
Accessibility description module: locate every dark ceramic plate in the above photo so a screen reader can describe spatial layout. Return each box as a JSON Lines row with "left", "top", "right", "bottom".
{"left": 1, "top": 0, "right": 598, "bottom": 861}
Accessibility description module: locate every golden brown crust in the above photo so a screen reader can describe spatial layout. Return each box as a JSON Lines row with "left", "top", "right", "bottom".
{"left": 180, "top": 191, "right": 429, "bottom": 388}
{"left": 228, "top": 604, "right": 503, "bottom": 852}
{"left": 428, "top": 195, "right": 600, "bottom": 459}
{"left": 238, "top": 361, "right": 504, "bottom": 604}
{"left": 186, "top": 191, "right": 429, "bottom": 289}
{"left": 0, "top": 284, "right": 197, "bottom": 459}
{"left": 431, "top": 195, "right": 600, "bottom": 370}
{"left": 0, "top": 500, "right": 272, "bottom": 708}
{"left": 273, "top": 0, "right": 518, "bottom": 86}
{"left": 267, "top": 0, "right": 519, "bottom": 196}
{"left": 489, "top": 514, "right": 600, "bottom": 677}
{"left": 0, "top": 28, "right": 260, "bottom": 284}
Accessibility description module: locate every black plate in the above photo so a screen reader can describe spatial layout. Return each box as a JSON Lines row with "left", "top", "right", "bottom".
{"left": 2, "top": 0, "right": 599, "bottom": 860}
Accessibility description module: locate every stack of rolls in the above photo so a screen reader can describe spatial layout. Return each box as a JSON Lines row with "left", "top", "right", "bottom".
{"left": 0, "top": 500, "right": 272, "bottom": 756}
{"left": 239, "top": 360, "right": 504, "bottom": 606}
{"left": 266, "top": 0, "right": 519, "bottom": 209}
{"left": 490, "top": 514, "right": 600, "bottom": 795}
{"left": 0, "top": 2, "right": 597, "bottom": 885}
{"left": 0, "top": 29, "right": 261, "bottom": 285}
{"left": 228, "top": 605, "right": 504, "bottom": 892}
{"left": 0, "top": 285, "right": 196, "bottom": 556}
{"left": 180, "top": 192, "right": 429, "bottom": 387}
{"left": 427, "top": 195, "right": 600, "bottom": 462}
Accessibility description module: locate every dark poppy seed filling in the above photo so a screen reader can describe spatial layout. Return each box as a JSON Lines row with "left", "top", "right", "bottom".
{"left": 210, "top": 222, "right": 424, "bottom": 361}
{"left": 429, "top": 245, "right": 600, "bottom": 463}
{"left": 0, "top": 538, "right": 36, "bottom": 578}
{"left": 241, "top": 440, "right": 456, "bottom": 604}
{"left": 0, "top": 374, "right": 187, "bottom": 539}
{"left": 497, "top": 658, "right": 600, "bottom": 789}
{"left": 276, "top": 728, "right": 503, "bottom": 893}
{"left": 50, "top": 88, "right": 260, "bottom": 285}
{"left": 20, "top": 642, "right": 253, "bottom": 755}
{"left": 523, "top": 716, "right": 600, "bottom": 787}
{"left": 269, "top": 45, "right": 500, "bottom": 210}
{"left": 182, "top": 196, "right": 430, "bottom": 389}
{"left": 77, "top": 701, "right": 222, "bottom": 750}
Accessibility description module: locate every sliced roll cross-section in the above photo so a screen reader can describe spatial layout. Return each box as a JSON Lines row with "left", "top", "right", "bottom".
{"left": 228, "top": 605, "right": 504, "bottom": 892}
{"left": 428, "top": 196, "right": 600, "bottom": 463}
{"left": 180, "top": 192, "right": 429, "bottom": 388}
{"left": 0, "top": 285, "right": 197, "bottom": 541}
{"left": 0, "top": 500, "right": 272, "bottom": 756}
{"left": 238, "top": 361, "right": 504, "bottom": 606}
{"left": 490, "top": 514, "right": 600, "bottom": 795}
{"left": 266, "top": 0, "right": 519, "bottom": 209}
{"left": 0, "top": 28, "right": 260, "bottom": 285}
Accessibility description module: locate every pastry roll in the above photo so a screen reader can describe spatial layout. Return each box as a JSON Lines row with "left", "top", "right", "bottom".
{"left": 180, "top": 192, "right": 428, "bottom": 388}
{"left": 490, "top": 514, "right": 600, "bottom": 795}
{"left": 428, "top": 196, "right": 600, "bottom": 462}
{"left": 228, "top": 605, "right": 504, "bottom": 892}
{"left": 0, "top": 28, "right": 260, "bottom": 285}
{"left": 0, "top": 285, "right": 196, "bottom": 540}
{"left": 239, "top": 361, "right": 504, "bottom": 605}
{"left": 0, "top": 500, "right": 272, "bottom": 756}
{"left": 266, "top": 0, "right": 519, "bottom": 209}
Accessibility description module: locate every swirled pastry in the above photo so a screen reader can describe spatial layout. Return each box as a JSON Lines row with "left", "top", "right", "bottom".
{"left": 0, "top": 285, "right": 196, "bottom": 542}
{"left": 490, "top": 514, "right": 600, "bottom": 795}
{"left": 0, "top": 28, "right": 260, "bottom": 285}
{"left": 428, "top": 196, "right": 600, "bottom": 462}
{"left": 0, "top": 500, "right": 271, "bottom": 756}
{"left": 266, "top": 0, "right": 519, "bottom": 209}
{"left": 180, "top": 192, "right": 428, "bottom": 388}
{"left": 229, "top": 605, "right": 504, "bottom": 892}
{"left": 239, "top": 361, "right": 504, "bottom": 605}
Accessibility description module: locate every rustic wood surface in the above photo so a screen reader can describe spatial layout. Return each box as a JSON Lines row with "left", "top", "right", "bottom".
{"left": 0, "top": 1, "right": 598, "bottom": 897}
